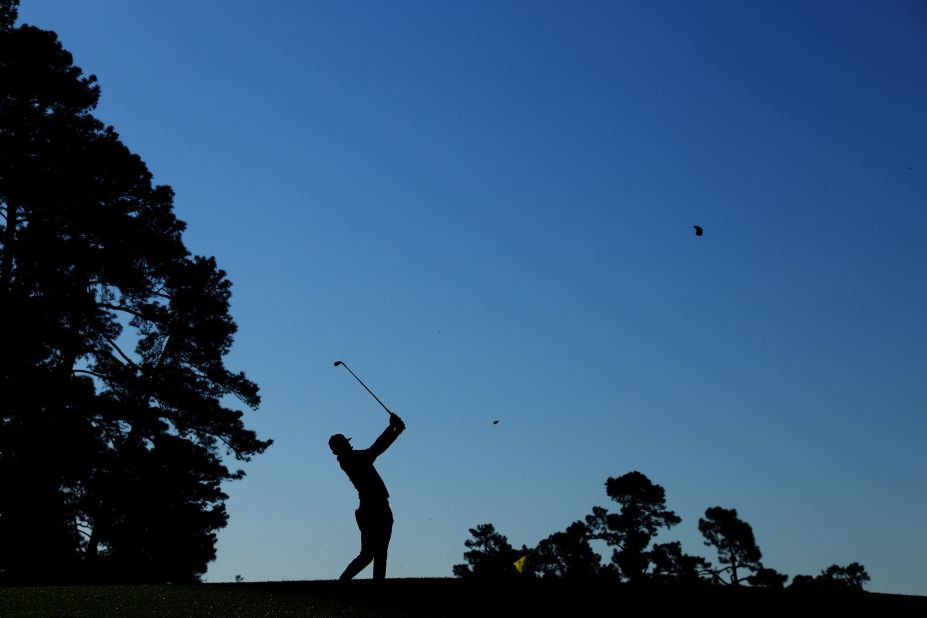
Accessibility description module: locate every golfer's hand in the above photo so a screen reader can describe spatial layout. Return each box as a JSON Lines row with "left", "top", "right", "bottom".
{"left": 390, "top": 413, "right": 405, "bottom": 432}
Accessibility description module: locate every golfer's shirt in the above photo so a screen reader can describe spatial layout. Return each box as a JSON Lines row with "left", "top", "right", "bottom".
{"left": 337, "top": 425, "right": 401, "bottom": 505}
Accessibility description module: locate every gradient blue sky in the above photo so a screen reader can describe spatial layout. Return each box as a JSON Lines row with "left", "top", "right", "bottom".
{"left": 18, "top": 1, "right": 927, "bottom": 595}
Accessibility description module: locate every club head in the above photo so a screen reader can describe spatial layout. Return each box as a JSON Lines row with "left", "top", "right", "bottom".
{"left": 333, "top": 361, "right": 343, "bottom": 367}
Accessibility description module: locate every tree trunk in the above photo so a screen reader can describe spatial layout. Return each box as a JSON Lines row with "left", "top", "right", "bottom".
{"left": 85, "top": 527, "right": 100, "bottom": 561}
{"left": 0, "top": 201, "right": 16, "bottom": 293}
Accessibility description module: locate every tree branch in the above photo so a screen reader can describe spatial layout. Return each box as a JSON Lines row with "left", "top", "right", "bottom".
{"left": 72, "top": 368, "right": 109, "bottom": 380}
{"left": 75, "top": 526, "right": 92, "bottom": 540}
{"left": 104, "top": 336, "right": 140, "bottom": 370}
{"left": 151, "top": 286, "right": 172, "bottom": 300}
{"left": 99, "top": 302, "right": 162, "bottom": 325}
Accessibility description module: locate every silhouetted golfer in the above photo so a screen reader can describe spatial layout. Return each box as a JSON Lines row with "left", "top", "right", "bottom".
{"left": 330, "top": 412, "right": 406, "bottom": 580}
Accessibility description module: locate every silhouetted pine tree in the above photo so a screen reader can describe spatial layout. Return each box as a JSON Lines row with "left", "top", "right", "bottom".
{"left": 699, "top": 506, "right": 780, "bottom": 586}
{"left": 0, "top": 0, "right": 271, "bottom": 583}
{"left": 585, "top": 471, "right": 684, "bottom": 582}
{"left": 453, "top": 524, "right": 520, "bottom": 579}
{"left": 529, "top": 521, "right": 603, "bottom": 579}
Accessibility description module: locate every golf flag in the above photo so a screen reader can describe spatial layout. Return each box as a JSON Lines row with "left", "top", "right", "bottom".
{"left": 513, "top": 555, "right": 527, "bottom": 574}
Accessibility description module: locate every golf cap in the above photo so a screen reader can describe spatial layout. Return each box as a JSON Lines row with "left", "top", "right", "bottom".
{"left": 328, "top": 434, "right": 351, "bottom": 451}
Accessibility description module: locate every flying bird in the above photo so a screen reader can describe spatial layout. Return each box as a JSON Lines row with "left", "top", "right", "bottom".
{"left": 693, "top": 225, "right": 703, "bottom": 236}
{"left": 492, "top": 420, "right": 500, "bottom": 425}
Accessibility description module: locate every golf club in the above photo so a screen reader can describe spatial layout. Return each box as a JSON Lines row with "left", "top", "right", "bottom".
{"left": 333, "top": 360, "right": 394, "bottom": 416}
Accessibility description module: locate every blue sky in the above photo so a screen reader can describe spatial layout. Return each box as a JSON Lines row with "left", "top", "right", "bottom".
{"left": 18, "top": 1, "right": 927, "bottom": 594}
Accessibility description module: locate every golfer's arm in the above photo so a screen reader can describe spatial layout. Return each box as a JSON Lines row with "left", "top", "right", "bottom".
{"left": 368, "top": 424, "right": 402, "bottom": 458}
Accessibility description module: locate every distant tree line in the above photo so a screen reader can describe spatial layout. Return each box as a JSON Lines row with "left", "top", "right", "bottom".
{"left": 453, "top": 471, "right": 869, "bottom": 592}
{"left": 0, "top": 0, "right": 271, "bottom": 584}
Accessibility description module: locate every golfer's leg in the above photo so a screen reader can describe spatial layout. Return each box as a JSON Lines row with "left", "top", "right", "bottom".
{"left": 339, "top": 509, "right": 374, "bottom": 581}
{"left": 340, "top": 552, "right": 373, "bottom": 581}
{"left": 372, "top": 509, "right": 394, "bottom": 581}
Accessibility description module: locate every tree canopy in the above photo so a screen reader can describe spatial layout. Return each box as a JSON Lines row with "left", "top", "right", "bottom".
{"left": 698, "top": 506, "right": 764, "bottom": 585}
{"left": 455, "top": 470, "right": 868, "bottom": 593}
{"left": 529, "top": 521, "right": 603, "bottom": 580}
{"left": 791, "top": 562, "right": 870, "bottom": 592}
{"left": 0, "top": 0, "right": 271, "bottom": 583}
{"left": 452, "top": 523, "right": 521, "bottom": 579}
{"left": 585, "top": 471, "right": 683, "bottom": 581}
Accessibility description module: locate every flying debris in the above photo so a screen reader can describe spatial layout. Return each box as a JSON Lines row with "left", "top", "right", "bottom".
{"left": 693, "top": 225, "right": 703, "bottom": 236}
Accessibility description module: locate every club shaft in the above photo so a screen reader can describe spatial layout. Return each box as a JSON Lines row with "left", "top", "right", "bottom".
{"left": 339, "top": 363, "right": 392, "bottom": 415}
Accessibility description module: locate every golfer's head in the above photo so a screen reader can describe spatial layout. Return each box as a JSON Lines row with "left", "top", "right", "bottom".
{"left": 329, "top": 433, "right": 352, "bottom": 455}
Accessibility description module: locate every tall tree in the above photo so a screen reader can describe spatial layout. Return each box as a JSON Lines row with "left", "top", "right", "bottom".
{"left": 529, "top": 521, "right": 603, "bottom": 580}
{"left": 585, "top": 471, "right": 682, "bottom": 582}
{"left": 452, "top": 523, "right": 520, "bottom": 579}
{"left": 698, "top": 506, "right": 764, "bottom": 585}
{"left": 0, "top": 0, "right": 271, "bottom": 583}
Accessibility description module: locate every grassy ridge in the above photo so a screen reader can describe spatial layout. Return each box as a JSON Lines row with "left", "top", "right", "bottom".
{"left": 1, "top": 578, "right": 925, "bottom": 617}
